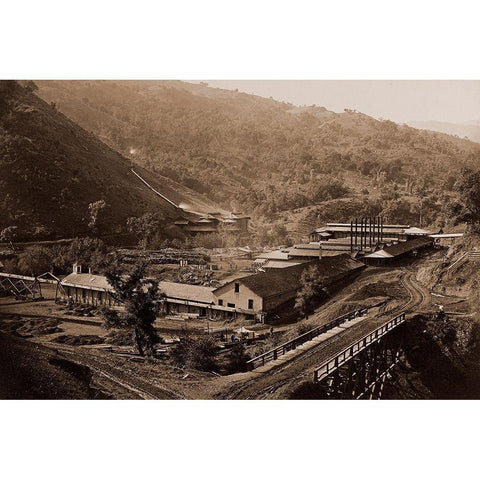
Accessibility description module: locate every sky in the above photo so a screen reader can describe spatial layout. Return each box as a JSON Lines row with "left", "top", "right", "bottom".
{"left": 197, "top": 80, "right": 480, "bottom": 125}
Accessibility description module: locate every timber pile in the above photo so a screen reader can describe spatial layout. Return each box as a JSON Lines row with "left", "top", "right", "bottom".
{"left": 168, "top": 268, "right": 221, "bottom": 287}
{"left": 118, "top": 248, "right": 210, "bottom": 265}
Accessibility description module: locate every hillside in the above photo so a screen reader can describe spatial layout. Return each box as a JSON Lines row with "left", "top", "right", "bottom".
{"left": 35, "top": 80, "right": 480, "bottom": 230}
{"left": 408, "top": 120, "right": 480, "bottom": 143}
{"left": 0, "top": 81, "right": 228, "bottom": 241}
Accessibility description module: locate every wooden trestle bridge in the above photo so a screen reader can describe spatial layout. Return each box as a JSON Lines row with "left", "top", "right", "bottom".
{"left": 312, "top": 313, "right": 406, "bottom": 399}
{"left": 0, "top": 272, "right": 60, "bottom": 300}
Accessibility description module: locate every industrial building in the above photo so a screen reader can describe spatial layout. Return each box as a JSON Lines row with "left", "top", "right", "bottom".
{"left": 58, "top": 270, "right": 120, "bottom": 307}
{"left": 214, "top": 254, "right": 365, "bottom": 322}
{"left": 362, "top": 237, "right": 434, "bottom": 266}
{"left": 57, "top": 254, "right": 365, "bottom": 324}
{"left": 174, "top": 210, "right": 250, "bottom": 236}
{"left": 309, "top": 222, "right": 434, "bottom": 243}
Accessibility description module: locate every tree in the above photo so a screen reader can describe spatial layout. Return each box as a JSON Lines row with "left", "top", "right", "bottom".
{"left": 52, "top": 237, "right": 108, "bottom": 273}
{"left": 0, "top": 226, "right": 18, "bottom": 244}
{"left": 452, "top": 168, "right": 480, "bottom": 232}
{"left": 87, "top": 200, "right": 106, "bottom": 233}
{"left": 170, "top": 334, "right": 218, "bottom": 372}
{"left": 101, "top": 261, "right": 163, "bottom": 356}
{"left": 294, "top": 265, "right": 325, "bottom": 319}
{"left": 127, "top": 213, "right": 163, "bottom": 249}
{"left": 17, "top": 246, "right": 54, "bottom": 276}
{"left": 227, "top": 343, "right": 250, "bottom": 373}
{"left": 23, "top": 81, "right": 38, "bottom": 93}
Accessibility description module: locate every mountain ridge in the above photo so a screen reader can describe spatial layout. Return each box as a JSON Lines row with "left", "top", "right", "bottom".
{"left": 0, "top": 81, "right": 230, "bottom": 241}
{"left": 35, "top": 80, "right": 480, "bottom": 221}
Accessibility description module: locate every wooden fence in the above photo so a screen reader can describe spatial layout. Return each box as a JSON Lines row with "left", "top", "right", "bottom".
{"left": 246, "top": 303, "right": 386, "bottom": 370}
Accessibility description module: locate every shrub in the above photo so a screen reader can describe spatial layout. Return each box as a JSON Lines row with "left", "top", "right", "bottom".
{"left": 170, "top": 335, "right": 218, "bottom": 372}
{"left": 226, "top": 344, "right": 251, "bottom": 373}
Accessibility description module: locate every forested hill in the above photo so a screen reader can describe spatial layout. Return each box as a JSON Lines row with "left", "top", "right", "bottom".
{"left": 35, "top": 80, "right": 480, "bottom": 229}
{"left": 0, "top": 81, "right": 217, "bottom": 241}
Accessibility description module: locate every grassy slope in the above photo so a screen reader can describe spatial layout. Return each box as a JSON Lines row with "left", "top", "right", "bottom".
{"left": 0, "top": 83, "right": 227, "bottom": 240}
{"left": 35, "top": 81, "right": 480, "bottom": 221}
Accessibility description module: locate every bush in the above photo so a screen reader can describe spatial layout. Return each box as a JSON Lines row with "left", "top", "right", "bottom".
{"left": 170, "top": 335, "right": 218, "bottom": 371}
{"left": 290, "top": 321, "right": 314, "bottom": 339}
{"left": 226, "top": 344, "right": 251, "bottom": 373}
{"left": 105, "top": 329, "right": 136, "bottom": 346}
{"left": 54, "top": 334, "right": 104, "bottom": 345}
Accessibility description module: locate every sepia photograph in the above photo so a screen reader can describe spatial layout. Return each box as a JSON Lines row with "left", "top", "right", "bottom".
{"left": 1, "top": 1, "right": 479, "bottom": 479}
{"left": 2, "top": 78, "right": 480, "bottom": 400}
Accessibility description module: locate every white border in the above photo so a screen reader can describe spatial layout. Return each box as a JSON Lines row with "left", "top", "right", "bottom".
{"left": 1, "top": 1, "right": 480, "bottom": 79}
{"left": 1, "top": 1, "right": 479, "bottom": 478}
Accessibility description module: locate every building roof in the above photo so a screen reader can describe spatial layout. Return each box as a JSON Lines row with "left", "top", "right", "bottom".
{"left": 288, "top": 248, "right": 322, "bottom": 258}
{"left": 263, "top": 260, "right": 303, "bottom": 269}
{"left": 292, "top": 243, "right": 321, "bottom": 250}
{"left": 430, "top": 233, "right": 464, "bottom": 239}
{"left": 365, "top": 237, "right": 433, "bottom": 259}
{"left": 61, "top": 275, "right": 216, "bottom": 306}
{"left": 256, "top": 250, "right": 291, "bottom": 260}
{"left": 403, "top": 227, "right": 432, "bottom": 235}
{"left": 159, "top": 281, "right": 214, "bottom": 305}
{"left": 326, "top": 223, "right": 410, "bottom": 229}
{"left": 61, "top": 273, "right": 113, "bottom": 292}
{"left": 312, "top": 223, "right": 411, "bottom": 235}
{"left": 216, "top": 254, "right": 364, "bottom": 300}
{"left": 184, "top": 225, "right": 218, "bottom": 232}
{"left": 363, "top": 250, "right": 394, "bottom": 259}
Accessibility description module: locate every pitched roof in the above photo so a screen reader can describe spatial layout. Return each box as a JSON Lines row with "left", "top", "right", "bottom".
{"left": 364, "top": 250, "right": 394, "bottom": 259}
{"left": 159, "top": 281, "right": 214, "bottom": 304}
{"left": 289, "top": 249, "right": 322, "bottom": 258}
{"left": 263, "top": 260, "right": 303, "bottom": 269}
{"left": 256, "top": 250, "right": 291, "bottom": 260}
{"left": 384, "top": 237, "right": 433, "bottom": 256}
{"left": 429, "top": 233, "right": 464, "bottom": 239}
{"left": 61, "top": 273, "right": 113, "bottom": 292}
{"left": 365, "top": 237, "right": 433, "bottom": 258}
{"left": 403, "top": 227, "right": 432, "bottom": 235}
{"left": 216, "top": 254, "right": 364, "bottom": 299}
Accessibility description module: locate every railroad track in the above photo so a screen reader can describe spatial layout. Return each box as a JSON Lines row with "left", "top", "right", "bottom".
{"left": 219, "top": 269, "right": 432, "bottom": 399}
{"left": 399, "top": 269, "right": 428, "bottom": 312}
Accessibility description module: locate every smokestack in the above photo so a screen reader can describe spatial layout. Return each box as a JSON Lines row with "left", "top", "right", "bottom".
{"left": 368, "top": 217, "right": 372, "bottom": 248}
{"left": 361, "top": 217, "right": 365, "bottom": 250}
{"left": 359, "top": 218, "right": 363, "bottom": 250}
{"left": 355, "top": 217, "right": 358, "bottom": 248}
{"left": 350, "top": 220, "right": 353, "bottom": 253}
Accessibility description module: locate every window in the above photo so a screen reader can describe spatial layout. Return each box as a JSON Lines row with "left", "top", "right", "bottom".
{"left": 248, "top": 299, "right": 254, "bottom": 310}
{"left": 227, "top": 303, "right": 235, "bottom": 308}
{"left": 234, "top": 283, "right": 240, "bottom": 293}
{"left": 218, "top": 299, "right": 223, "bottom": 306}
